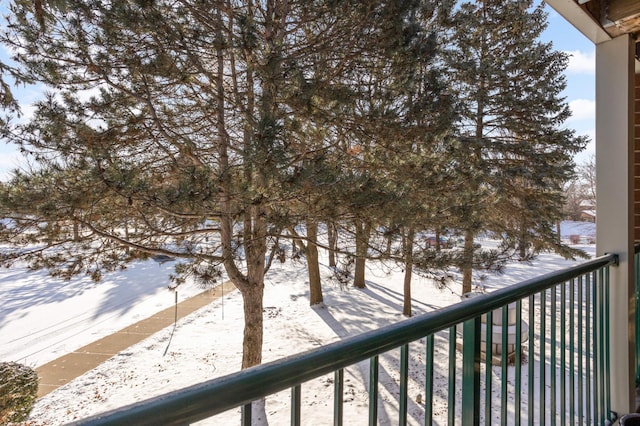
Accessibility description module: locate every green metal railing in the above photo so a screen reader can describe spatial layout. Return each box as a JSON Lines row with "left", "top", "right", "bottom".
{"left": 69, "top": 254, "right": 618, "bottom": 426}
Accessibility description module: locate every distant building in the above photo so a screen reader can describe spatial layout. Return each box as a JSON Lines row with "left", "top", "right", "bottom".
{"left": 580, "top": 209, "right": 596, "bottom": 222}
{"left": 579, "top": 200, "right": 596, "bottom": 222}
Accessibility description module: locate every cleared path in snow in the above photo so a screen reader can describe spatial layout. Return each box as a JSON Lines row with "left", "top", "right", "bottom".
{"left": 35, "top": 281, "right": 236, "bottom": 397}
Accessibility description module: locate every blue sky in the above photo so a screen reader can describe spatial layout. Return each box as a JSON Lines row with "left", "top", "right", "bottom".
{"left": 0, "top": 2, "right": 596, "bottom": 180}
{"left": 542, "top": 5, "right": 596, "bottom": 163}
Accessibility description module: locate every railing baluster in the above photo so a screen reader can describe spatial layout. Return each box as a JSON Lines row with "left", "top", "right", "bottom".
{"left": 486, "top": 310, "right": 493, "bottom": 426}
{"left": 291, "top": 385, "right": 301, "bottom": 426}
{"left": 569, "top": 278, "right": 575, "bottom": 425}
{"left": 551, "top": 286, "right": 557, "bottom": 426}
{"left": 399, "top": 344, "right": 409, "bottom": 426}
{"left": 449, "top": 326, "right": 456, "bottom": 426}
{"left": 586, "top": 272, "right": 592, "bottom": 425}
{"left": 528, "top": 294, "right": 535, "bottom": 426}
{"left": 578, "top": 275, "right": 584, "bottom": 423}
{"left": 515, "top": 299, "right": 522, "bottom": 426}
{"left": 241, "top": 402, "right": 252, "bottom": 426}
{"left": 501, "top": 306, "right": 508, "bottom": 424}
{"left": 462, "top": 317, "right": 481, "bottom": 426}
{"left": 560, "top": 282, "right": 566, "bottom": 425}
{"left": 369, "top": 355, "right": 378, "bottom": 426}
{"left": 425, "top": 335, "right": 434, "bottom": 426}
{"left": 334, "top": 369, "right": 343, "bottom": 426}
{"left": 602, "top": 266, "right": 611, "bottom": 418}
{"left": 598, "top": 268, "right": 606, "bottom": 424}
{"left": 541, "top": 290, "right": 546, "bottom": 426}
{"left": 593, "top": 270, "right": 600, "bottom": 424}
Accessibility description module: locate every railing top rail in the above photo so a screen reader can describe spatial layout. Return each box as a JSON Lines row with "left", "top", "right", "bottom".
{"left": 69, "top": 253, "right": 618, "bottom": 426}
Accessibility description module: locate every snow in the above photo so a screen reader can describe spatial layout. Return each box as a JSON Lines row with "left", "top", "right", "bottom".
{"left": 0, "top": 259, "right": 206, "bottom": 368}
{"left": 0, "top": 222, "right": 598, "bottom": 425}
{"left": 559, "top": 220, "right": 596, "bottom": 241}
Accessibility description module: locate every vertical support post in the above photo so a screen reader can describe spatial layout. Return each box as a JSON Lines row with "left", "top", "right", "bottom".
{"left": 369, "top": 355, "right": 379, "bottom": 425}
{"left": 515, "top": 300, "right": 522, "bottom": 426}
{"left": 425, "top": 335, "right": 435, "bottom": 425}
{"left": 528, "top": 295, "right": 535, "bottom": 426}
{"left": 598, "top": 268, "right": 607, "bottom": 422}
{"left": 587, "top": 274, "right": 592, "bottom": 425}
{"left": 399, "top": 344, "right": 409, "bottom": 426}
{"left": 605, "top": 266, "right": 613, "bottom": 421}
{"left": 334, "top": 369, "right": 343, "bottom": 426}
{"left": 541, "top": 290, "right": 547, "bottom": 424}
{"left": 570, "top": 279, "right": 576, "bottom": 424}
{"left": 561, "top": 282, "right": 567, "bottom": 425}
{"left": 596, "top": 33, "right": 635, "bottom": 415}
{"left": 578, "top": 276, "right": 584, "bottom": 423}
{"left": 594, "top": 271, "right": 600, "bottom": 423}
{"left": 501, "top": 306, "right": 508, "bottom": 422}
{"left": 291, "top": 385, "right": 301, "bottom": 426}
{"left": 448, "top": 327, "right": 457, "bottom": 426}
{"left": 462, "top": 317, "right": 481, "bottom": 426}
{"left": 241, "top": 402, "right": 252, "bottom": 426}
{"left": 485, "top": 311, "right": 494, "bottom": 425}
{"left": 551, "top": 287, "right": 557, "bottom": 424}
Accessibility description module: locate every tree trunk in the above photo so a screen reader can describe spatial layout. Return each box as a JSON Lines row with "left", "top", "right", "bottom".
{"left": 220, "top": 212, "right": 267, "bottom": 370}
{"left": 327, "top": 222, "right": 337, "bottom": 267}
{"left": 461, "top": 4, "right": 485, "bottom": 298}
{"left": 402, "top": 228, "right": 415, "bottom": 317}
{"left": 240, "top": 274, "right": 264, "bottom": 369}
{"left": 384, "top": 221, "right": 394, "bottom": 256}
{"left": 517, "top": 211, "right": 529, "bottom": 259}
{"left": 306, "top": 218, "right": 323, "bottom": 306}
{"left": 354, "top": 220, "right": 370, "bottom": 288}
{"left": 462, "top": 229, "right": 474, "bottom": 295}
{"left": 216, "top": 4, "right": 266, "bottom": 370}
{"left": 518, "top": 224, "right": 527, "bottom": 260}
{"left": 518, "top": 242, "right": 526, "bottom": 260}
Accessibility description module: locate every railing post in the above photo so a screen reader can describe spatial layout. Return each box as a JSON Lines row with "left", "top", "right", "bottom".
{"left": 595, "top": 33, "right": 635, "bottom": 415}
{"left": 462, "top": 316, "right": 481, "bottom": 426}
{"left": 241, "top": 402, "right": 252, "bottom": 426}
{"left": 334, "top": 369, "right": 343, "bottom": 426}
{"left": 291, "top": 385, "right": 301, "bottom": 426}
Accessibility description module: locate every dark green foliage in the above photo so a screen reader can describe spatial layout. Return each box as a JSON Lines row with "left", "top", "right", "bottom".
{"left": 443, "top": 0, "right": 587, "bottom": 291}
{"left": 0, "top": 0, "right": 444, "bottom": 367}
{"left": 0, "top": 362, "right": 38, "bottom": 424}
{"left": 0, "top": 0, "right": 587, "bottom": 336}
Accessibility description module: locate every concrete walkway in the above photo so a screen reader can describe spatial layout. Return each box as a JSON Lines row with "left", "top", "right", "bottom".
{"left": 35, "top": 281, "right": 236, "bottom": 397}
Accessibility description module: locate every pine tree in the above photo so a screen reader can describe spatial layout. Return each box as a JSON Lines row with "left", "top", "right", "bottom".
{"left": 0, "top": 0, "right": 430, "bottom": 369}
{"left": 326, "top": 1, "right": 456, "bottom": 295}
{"left": 377, "top": 5, "right": 456, "bottom": 315}
{"left": 445, "top": 0, "right": 587, "bottom": 294}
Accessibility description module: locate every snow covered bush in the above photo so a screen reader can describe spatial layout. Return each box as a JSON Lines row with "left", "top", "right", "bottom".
{"left": 0, "top": 362, "right": 38, "bottom": 424}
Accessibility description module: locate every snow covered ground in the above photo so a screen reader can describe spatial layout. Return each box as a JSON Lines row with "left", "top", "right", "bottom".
{"left": 0, "top": 221, "right": 597, "bottom": 424}
{"left": 0, "top": 259, "right": 207, "bottom": 368}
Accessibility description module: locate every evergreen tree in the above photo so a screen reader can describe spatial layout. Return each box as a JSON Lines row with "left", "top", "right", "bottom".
{"left": 445, "top": 0, "right": 587, "bottom": 294}
{"left": 0, "top": 0, "right": 424, "bottom": 369}
{"left": 328, "top": 1, "right": 455, "bottom": 295}
{"left": 375, "top": 3, "right": 455, "bottom": 315}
